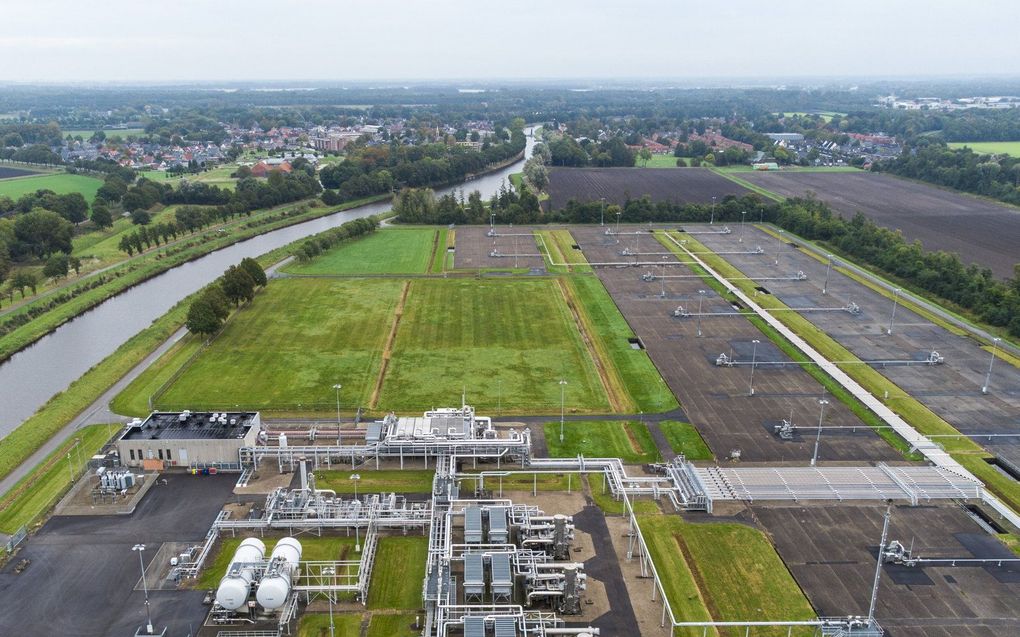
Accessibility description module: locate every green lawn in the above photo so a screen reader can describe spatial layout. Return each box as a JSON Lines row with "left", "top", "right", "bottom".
{"left": 197, "top": 536, "right": 358, "bottom": 589}
{"left": 66, "top": 128, "right": 146, "bottom": 138}
{"left": 0, "top": 173, "right": 102, "bottom": 202}
{"left": 157, "top": 278, "right": 404, "bottom": 412}
{"left": 367, "top": 614, "right": 420, "bottom": 637}
{"left": 509, "top": 172, "right": 524, "bottom": 190}
{"left": 140, "top": 165, "right": 239, "bottom": 190}
{"left": 298, "top": 614, "right": 363, "bottom": 637}
{"left": 948, "top": 141, "right": 1020, "bottom": 156}
{"left": 0, "top": 423, "right": 116, "bottom": 534}
{"left": 285, "top": 228, "right": 437, "bottom": 275}
{"left": 567, "top": 276, "right": 679, "bottom": 412}
{"left": 110, "top": 334, "right": 205, "bottom": 416}
{"left": 544, "top": 420, "right": 660, "bottom": 463}
{"left": 367, "top": 537, "right": 428, "bottom": 609}
{"left": 638, "top": 154, "right": 686, "bottom": 168}
{"left": 659, "top": 420, "right": 713, "bottom": 460}
{"left": 379, "top": 278, "right": 611, "bottom": 414}
{"left": 466, "top": 471, "right": 580, "bottom": 493}
{"left": 639, "top": 516, "right": 816, "bottom": 637}
{"left": 315, "top": 470, "right": 435, "bottom": 494}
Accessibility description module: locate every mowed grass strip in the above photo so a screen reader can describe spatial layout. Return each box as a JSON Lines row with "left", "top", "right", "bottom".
{"left": 158, "top": 278, "right": 403, "bottom": 412}
{"left": 367, "top": 614, "right": 419, "bottom": 637}
{"left": 284, "top": 228, "right": 436, "bottom": 275}
{"left": 315, "top": 470, "right": 435, "bottom": 494}
{"left": 378, "top": 278, "right": 611, "bottom": 413}
{"left": 639, "top": 516, "right": 816, "bottom": 637}
{"left": 298, "top": 613, "right": 363, "bottom": 637}
{"left": 367, "top": 537, "right": 428, "bottom": 609}
{"left": 111, "top": 334, "right": 204, "bottom": 416}
{"left": 659, "top": 420, "right": 713, "bottom": 460}
{"left": 0, "top": 423, "right": 115, "bottom": 534}
{"left": 568, "top": 275, "right": 679, "bottom": 412}
{"left": 544, "top": 420, "right": 660, "bottom": 463}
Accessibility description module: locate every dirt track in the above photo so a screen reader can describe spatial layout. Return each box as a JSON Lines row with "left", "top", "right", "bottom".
{"left": 740, "top": 171, "right": 1020, "bottom": 280}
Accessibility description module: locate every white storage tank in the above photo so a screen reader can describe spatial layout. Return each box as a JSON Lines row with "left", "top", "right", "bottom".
{"left": 279, "top": 432, "right": 288, "bottom": 449}
{"left": 256, "top": 537, "right": 302, "bottom": 609}
{"left": 215, "top": 537, "right": 266, "bottom": 610}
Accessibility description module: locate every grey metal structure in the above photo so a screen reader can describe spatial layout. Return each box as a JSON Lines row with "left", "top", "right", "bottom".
{"left": 463, "top": 553, "right": 485, "bottom": 602}
{"left": 490, "top": 553, "right": 513, "bottom": 602}
{"left": 487, "top": 507, "right": 509, "bottom": 544}
{"left": 465, "top": 507, "right": 483, "bottom": 544}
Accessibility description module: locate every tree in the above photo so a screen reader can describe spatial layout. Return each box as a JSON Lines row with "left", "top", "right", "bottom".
{"left": 91, "top": 202, "right": 113, "bottom": 229}
{"left": 119, "top": 234, "right": 135, "bottom": 256}
{"left": 239, "top": 257, "right": 267, "bottom": 287}
{"left": 69, "top": 255, "right": 82, "bottom": 276}
{"left": 10, "top": 270, "right": 37, "bottom": 297}
{"left": 186, "top": 296, "right": 224, "bottom": 336}
{"left": 59, "top": 192, "right": 89, "bottom": 224}
{"left": 220, "top": 265, "right": 256, "bottom": 305}
{"left": 638, "top": 148, "right": 652, "bottom": 167}
{"left": 13, "top": 208, "right": 73, "bottom": 257}
{"left": 131, "top": 210, "right": 152, "bottom": 225}
{"left": 43, "top": 254, "right": 69, "bottom": 279}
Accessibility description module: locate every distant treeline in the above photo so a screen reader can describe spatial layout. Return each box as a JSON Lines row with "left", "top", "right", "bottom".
{"left": 874, "top": 141, "right": 1020, "bottom": 206}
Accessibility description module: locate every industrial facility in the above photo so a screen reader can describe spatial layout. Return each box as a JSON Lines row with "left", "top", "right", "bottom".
{"left": 116, "top": 411, "right": 262, "bottom": 471}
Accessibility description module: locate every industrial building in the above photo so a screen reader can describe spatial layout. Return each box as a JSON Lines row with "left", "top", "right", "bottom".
{"left": 116, "top": 411, "right": 262, "bottom": 470}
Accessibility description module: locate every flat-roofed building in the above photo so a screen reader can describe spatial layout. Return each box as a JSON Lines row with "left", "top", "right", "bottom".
{"left": 116, "top": 411, "right": 262, "bottom": 470}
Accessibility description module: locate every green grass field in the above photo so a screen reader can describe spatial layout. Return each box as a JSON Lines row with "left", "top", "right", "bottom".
{"left": 157, "top": 278, "right": 404, "bottom": 412}
{"left": 0, "top": 173, "right": 102, "bottom": 202}
{"left": 367, "top": 537, "right": 428, "bottom": 609}
{"left": 544, "top": 420, "right": 660, "bottom": 463}
{"left": 466, "top": 471, "right": 580, "bottom": 493}
{"left": 284, "top": 228, "right": 436, "bottom": 275}
{"left": 0, "top": 423, "right": 116, "bottom": 533}
{"left": 198, "top": 536, "right": 358, "bottom": 589}
{"left": 366, "top": 614, "right": 419, "bottom": 637}
{"left": 140, "top": 165, "right": 240, "bottom": 191}
{"left": 948, "top": 141, "right": 1020, "bottom": 156}
{"left": 66, "top": 128, "right": 146, "bottom": 138}
{"left": 659, "top": 420, "right": 712, "bottom": 460}
{"left": 378, "top": 278, "right": 610, "bottom": 413}
{"left": 315, "top": 470, "right": 435, "bottom": 494}
{"left": 638, "top": 154, "right": 686, "bottom": 168}
{"left": 298, "top": 614, "right": 363, "bottom": 637}
{"left": 639, "top": 516, "right": 816, "bottom": 637}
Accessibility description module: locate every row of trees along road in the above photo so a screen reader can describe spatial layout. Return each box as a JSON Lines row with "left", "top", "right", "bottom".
{"left": 186, "top": 258, "right": 267, "bottom": 336}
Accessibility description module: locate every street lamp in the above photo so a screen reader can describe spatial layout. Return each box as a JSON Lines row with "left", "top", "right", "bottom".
{"left": 739, "top": 211, "right": 746, "bottom": 242}
{"left": 774, "top": 229, "right": 785, "bottom": 266}
{"left": 982, "top": 337, "right": 1001, "bottom": 395}
{"left": 600, "top": 197, "right": 606, "bottom": 226}
{"left": 710, "top": 196, "right": 716, "bottom": 225}
{"left": 558, "top": 379, "right": 568, "bottom": 443}
{"left": 490, "top": 212, "right": 495, "bottom": 235}
{"left": 696, "top": 289, "right": 706, "bottom": 337}
{"left": 886, "top": 288, "right": 902, "bottom": 335}
{"left": 332, "top": 383, "right": 342, "bottom": 427}
{"left": 323, "top": 566, "right": 336, "bottom": 637}
{"left": 823, "top": 254, "right": 833, "bottom": 295}
{"left": 350, "top": 474, "right": 361, "bottom": 551}
{"left": 811, "top": 399, "right": 829, "bottom": 467}
{"left": 132, "top": 544, "right": 154, "bottom": 635}
{"left": 748, "top": 339, "right": 760, "bottom": 396}
{"left": 615, "top": 211, "right": 622, "bottom": 242}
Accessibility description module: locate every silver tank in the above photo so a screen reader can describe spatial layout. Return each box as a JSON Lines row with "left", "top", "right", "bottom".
{"left": 215, "top": 537, "right": 266, "bottom": 610}
{"left": 256, "top": 537, "right": 302, "bottom": 609}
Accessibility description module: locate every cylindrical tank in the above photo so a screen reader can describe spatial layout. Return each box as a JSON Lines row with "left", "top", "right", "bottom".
{"left": 278, "top": 432, "right": 288, "bottom": 449}
{"left": 256, "top": 537, "right": 302, "bottom": 609}
{"left": 215, "top": 537, "right": 266, "bottom": 610}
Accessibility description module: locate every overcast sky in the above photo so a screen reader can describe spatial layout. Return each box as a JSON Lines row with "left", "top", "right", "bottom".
{"left": 2, "top": 0, "right": 1018, "bottom": 83}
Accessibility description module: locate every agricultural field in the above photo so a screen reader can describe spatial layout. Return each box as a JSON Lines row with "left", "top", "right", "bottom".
{"left": 639, "top": 516, "right": 816, "bottom": 637}
{"left": 284, "top": 228, "right": 436, "bottom": 275}
{"left": 544, "top": 420, "right": 660, "bottom": 463}
{"left": 0, "top": 166, "right": 43, "bottom": 180}
{"left": 155, "top": 278, "right": 405, "bottom": 412}
{"left": 0, "top": 172, "right": 103, "bottom": 202}
{"left": 378, "top": 278, "right": 611, "bottom": 413}
{"left": 738, "top": 170, "right": 1020, "bottom": 280}
{"left": 948, "top": 140, "right": 1020, "bottom": 156}
{"left": 546, "top": 167, "right": 749, "bottom": 211}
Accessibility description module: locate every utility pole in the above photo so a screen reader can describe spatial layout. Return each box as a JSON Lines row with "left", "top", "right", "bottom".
{"left": 696, "top": 290, "right": 706, "bottom": 337}
{"left": 600, "top": 197, "right": 605, "bottom": 226}
{"left": 823, "top": 254, "right": 833, "bottom": 294}
{"left": 774, "top": 229, "right": 785, "bottom": 265}
{"left": 982, "top": 337, "right": 1001, "bottom": 395}
{"left": 659, "top": 257, "right": 667, "bottom": 298}
{"left": 868, "top": 503, "right": 893, "bottom": 625}
{"left": 333, "top": 383, "right": 342, "bottom": 427}
{"left": 811, "top": 399, "right": 829, "bottom": 466}
{"left": 887, "top": 288, "right": 902, "bottom": 335}
{"left": 739, "top": 211, "right": 746, "bottom": 242}
{"left": 133, "top": 544, "right": 154, "bottom": 635}
{"left": 710, "top": 196, "right": 716, "bottom": 225}
{"left": 748, "top": 339, "right": 760, "bottom": 396}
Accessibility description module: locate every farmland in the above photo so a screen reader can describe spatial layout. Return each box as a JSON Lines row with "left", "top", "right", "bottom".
{"left": 738, "top": 170, "right": 1020, "bottom": 279}
{"left": 545, "top": 167, "right": 749, "bottom": 210}
{"left": 0, "top": 166, "right": 43, "bottom": 180}
{"left": 0, "top": 172, "right": 102, "bottom": 202}
{"left": 948, "top": 140, "right": 1020, "bottom": 156}
{"left": 284, "top": 228, "right": 436, "bottom": 275}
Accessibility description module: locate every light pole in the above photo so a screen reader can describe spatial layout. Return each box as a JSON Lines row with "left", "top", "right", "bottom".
{"left": 350, "top": 474, "right": 361, "bottom": 551}
{"left": 982, "top": 337, "right": 1001, "bottom": 395}
{"left": 710, "top": 196, "right": 716, "bottom": 225}
{"left": 886, "top": 288, "right": 901, "bottom": 335}
{"left": 490, "top": 212, "right": 495, "bottom": 234}
{"left": 739, "top": 211, "right": 746, "bottom": 242}
{"left": 324, "top": 566, "right": 336, "bottom": 637}
{"left": 67, "top": 451, "right": 73, "bottom": 484}
{"left": 332, "top": 383, "right": 342, "bottom": 427}
{"left": 748, "top": 339, "right": 760, "bottom": 396}
{"left": 823, "top": 254, "right": 833, "bottom": 294}
{"left": 615, "top": 211, "right": 622, "bottom": 242}
{"left": 132, "top": 544, "right": 153, "bottom": 635}
{"left": 659, "top": 257, "right": 667, "bottom": 298}
{"left": 774, "top": 229, "right": 785, "bottom": 265}
{"left": 558, "top": 379, "right": 568, "bottom": 443}
{"left": 696, "top": 289, "right": 706, "bottom": 337}
{"left": 600, "top": 197, "right": 605, "bottom": 226}
{"left": 811, "top": 399, "right": 829, "bottom": 467}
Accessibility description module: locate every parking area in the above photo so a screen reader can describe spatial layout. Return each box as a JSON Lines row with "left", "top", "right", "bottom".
{"left": 0, "top": 474, "right": 236, "bottom": 637}
{"left": 694, "top": 224, "right": 1020, "bottom": 470}
{"left": 755, "top": 503, "right": 1020, "bottom": 637}
{"left": 569, "top": 225, "right": 900, "bottom": 463}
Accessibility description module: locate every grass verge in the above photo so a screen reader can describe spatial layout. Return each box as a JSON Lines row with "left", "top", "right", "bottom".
{"left": 659, "top": 420, "right": 713, "bottom": 460}
{"left": 314, "top": 470, "right": 435, "bottom": 494}
{"left": 298, "top": 614, "right": 363, "bottom": 637}
{"left": 544, "top": 420, "right": 660, "bottom": 463}
{"left": 367, "top": 537, "right": 428, "bottom": 609}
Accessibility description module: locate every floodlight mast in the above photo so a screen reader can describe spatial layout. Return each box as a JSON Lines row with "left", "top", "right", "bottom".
{"left": 710, "top": 196, "right": 716, "bottom": 225}
{"left": 811, "top": 399, "right": 829, "bottom": 467}
{"left": 868, "top": 502, "right": 894, "bottom": 624}
{"left": 333, "top": 383, "right": 342, "bottom": 427}
{"left": 558, "top": 379, "right": 568, "bottom": 443}
{"left": 823, "top": 254, "right": 834, "bottom": 294}
{"left": 739, "top": 211, "right": 747, "bottom": 242}
{"left": 982, "top": 337, "right": 1001, "bottom": 394}
{"left": 748, "top": 339, "right": 760, "bottom": 396}
{"left": 132, "top": 544, "right": 153, "bottom": 635}
{"left": 887, "top": 288, "right": 902, "bottom": 335}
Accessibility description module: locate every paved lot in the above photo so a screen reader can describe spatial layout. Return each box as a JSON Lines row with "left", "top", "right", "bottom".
{"left": 695, "top": 225, "right": 1020, "bottom": 469}
{"left": 740, "top": 171, "right": 1020, "bottom": 280}
{"left": 453, "top": 225, "right": 546, "bottom": 270}
{"left": 570, "top": 225, "right": 899, "bottom": 463}
{"left": 0, "top": 474, "right": 236, "bottom": 637}
{"left": 755, "top": 503, "right": 1020, "bottom": 637}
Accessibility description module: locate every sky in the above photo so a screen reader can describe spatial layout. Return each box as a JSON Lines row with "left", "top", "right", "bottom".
{"left": 2, "top": 0, "right": 1019, "bottom": 82}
